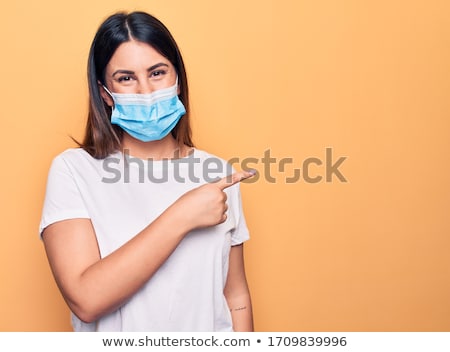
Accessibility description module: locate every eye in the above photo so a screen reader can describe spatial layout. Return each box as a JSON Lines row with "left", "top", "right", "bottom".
{"left": 150, "top": 69, "right": 167, "bottom": 79}
{"left": 117, "top": 75, "right": 135, "bottom": 83}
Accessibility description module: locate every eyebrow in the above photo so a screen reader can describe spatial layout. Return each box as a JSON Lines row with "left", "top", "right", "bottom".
{"left": 112, "top": 63, "right": 170, "bottom": 77}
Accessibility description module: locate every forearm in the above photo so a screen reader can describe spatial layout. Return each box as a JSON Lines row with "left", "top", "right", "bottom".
{"left": 223, "top": 243, "right": 254, "bottom": 331}
{"left": 227, "top": 293, "right": 254, "bottom": 332}
{"left": 55, "top": 205, "right": 190, "bottom": 323}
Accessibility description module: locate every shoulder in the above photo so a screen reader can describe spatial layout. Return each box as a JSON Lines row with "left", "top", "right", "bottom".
{"left": 48, "top": 148, "right": 85, "bottom": 165}
{"left": 192, "top": 148, "right": 236, "bottom": 174}
{"left": 52, "top": 148, "right": 96, "bottom": 163}
{"left": 190, "top": 148, "right": 237, "bottom": 182}
{"left": 50, "top": 148, "right": 114, "bottom": 169}
{"left": 47, "top": 148, "right": 115, "bottom": 181}
{"left": 192, "top": 148, "right": 244, "bottom": 195}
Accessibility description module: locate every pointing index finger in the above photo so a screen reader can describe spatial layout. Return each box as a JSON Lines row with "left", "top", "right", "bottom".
{"left": 215, "top": 170, "right": 256, "bottom": 190}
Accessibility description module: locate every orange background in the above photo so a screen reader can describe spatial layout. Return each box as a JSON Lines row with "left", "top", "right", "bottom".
{"left": 1, "top": 0, "right": 449, "bottom": 331}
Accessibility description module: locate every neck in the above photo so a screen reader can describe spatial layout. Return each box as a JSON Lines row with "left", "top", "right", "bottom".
{"left": 121, "top": 133, "right": 189, "bottom": 160}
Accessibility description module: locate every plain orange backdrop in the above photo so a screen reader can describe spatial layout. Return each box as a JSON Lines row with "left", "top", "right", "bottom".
{"left": 1, "top": 0, "right": 449, "bottom": 331}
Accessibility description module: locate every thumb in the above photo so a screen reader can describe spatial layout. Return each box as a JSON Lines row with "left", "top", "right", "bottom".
{"left": 214, "top": 170, "right": 256, "bottom": 190}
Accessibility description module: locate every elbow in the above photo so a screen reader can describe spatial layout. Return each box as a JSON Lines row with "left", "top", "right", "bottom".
{"left": 66, "top": 296, "right": 105, "bottom": 324}
{"left": 61, "top": 278, "right": 123, "bottom": 324}
{"left": 72, "top": 308, "right": 99, "bottom": 324}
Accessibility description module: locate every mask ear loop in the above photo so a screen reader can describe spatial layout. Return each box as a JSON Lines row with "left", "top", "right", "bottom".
{"left": 101, "top": 85, "right": 116, "bottom": 110}
{"left": 102, "top": 85, "right": 113, "bottom": 98}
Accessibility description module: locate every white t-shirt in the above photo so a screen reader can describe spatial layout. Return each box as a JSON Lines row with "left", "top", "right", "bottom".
{"left": 39, "top": 148, "right": 250, "bottom": 332}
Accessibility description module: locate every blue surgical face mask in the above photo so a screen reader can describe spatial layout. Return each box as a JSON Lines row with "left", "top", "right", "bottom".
{"left": 103, "top": 78, "right": 186, "bottom": 142}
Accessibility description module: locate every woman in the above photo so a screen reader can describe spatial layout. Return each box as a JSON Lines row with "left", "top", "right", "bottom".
{"left": 39, "top": 11, "right": 254, "bottom": 332}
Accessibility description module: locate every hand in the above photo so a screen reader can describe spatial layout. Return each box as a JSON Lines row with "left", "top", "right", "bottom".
{"left": 173, "top": 170, "right": 255, "bottom": 231}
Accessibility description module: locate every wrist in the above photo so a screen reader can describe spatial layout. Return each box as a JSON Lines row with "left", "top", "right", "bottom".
{"left": 160, "top": 201, "right": 193, "bottom": 237}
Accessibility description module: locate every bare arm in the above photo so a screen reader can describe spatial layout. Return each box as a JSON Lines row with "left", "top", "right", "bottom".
{"left": 224, "top": 243, "right": 254, "bottom": 332}
{"left": 42, "top": 171, "right": 254, "bottom": 323}
{"left": 43, "top": 200, "right": 192, "bottom": 323}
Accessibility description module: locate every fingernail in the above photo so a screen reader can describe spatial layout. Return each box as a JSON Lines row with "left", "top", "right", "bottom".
{"left": 248, "top": 169, "right": 257, "bottom": 176}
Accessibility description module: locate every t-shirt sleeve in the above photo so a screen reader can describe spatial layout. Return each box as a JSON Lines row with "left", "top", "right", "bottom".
{"left": 39, "top": 154, "right": 90, "bottom": 237}
{"left": 229, "top": 183, "right": 251, "bottom": 246}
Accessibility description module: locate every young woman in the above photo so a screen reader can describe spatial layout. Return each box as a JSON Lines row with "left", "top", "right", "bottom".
{"left": 39, "top": 11, "right": 254, "bottom": 332}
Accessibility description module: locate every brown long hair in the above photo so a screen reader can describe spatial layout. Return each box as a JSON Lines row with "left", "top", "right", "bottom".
{"left": 80, "top": 11, "right": 194, "bottom": 159}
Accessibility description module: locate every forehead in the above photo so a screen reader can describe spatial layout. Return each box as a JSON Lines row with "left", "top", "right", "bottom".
{"left": 106, "top": 40, "right": 171, "bottom": 71}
